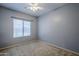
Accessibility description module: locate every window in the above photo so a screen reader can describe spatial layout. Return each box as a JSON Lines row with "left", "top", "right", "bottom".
{"left": 24, "top": 21, "right": 31, "bottom": 36}
{"left": 13, "top": 18, "right": 31, "bottom": 38}
{"left": 13, "top": 19, "right": 23, "bottom": 37}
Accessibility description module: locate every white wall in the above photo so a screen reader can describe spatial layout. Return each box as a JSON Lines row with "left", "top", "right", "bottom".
{"left": 0, "top": 7, "right": 37, "bottom": 48}
{"left": 38, "top": 4, "right": 79, "bottom": 52}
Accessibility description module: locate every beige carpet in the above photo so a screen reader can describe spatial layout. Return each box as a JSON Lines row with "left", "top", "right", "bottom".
{"left": 0, "top": 40, "right": 78, "bottom": 56}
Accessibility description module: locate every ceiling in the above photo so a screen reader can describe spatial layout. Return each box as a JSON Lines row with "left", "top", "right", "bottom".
{"left": 0, "top": 3, "right": 66, "bottom": 17}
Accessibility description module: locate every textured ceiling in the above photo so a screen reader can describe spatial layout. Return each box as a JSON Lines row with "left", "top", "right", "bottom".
{"left": 0, "top": 3, "right": 66, "bottom": 17}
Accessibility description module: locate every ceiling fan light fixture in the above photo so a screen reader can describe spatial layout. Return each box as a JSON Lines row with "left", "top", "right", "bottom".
{"left": 27, "top": 3, "right": 43, "bottom": 12}
{"left": 27, "top": 7, "right": 43, "bottom": 12}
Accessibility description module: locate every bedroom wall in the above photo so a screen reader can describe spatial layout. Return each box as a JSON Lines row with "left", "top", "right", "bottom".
{"left": 38, "top": 4, "right": 79, "bottom": 52}
{"left": 0, "top": 7, "right": 37, "bottom": 48}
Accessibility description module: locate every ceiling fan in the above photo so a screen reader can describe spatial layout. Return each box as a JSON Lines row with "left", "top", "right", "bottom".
{"left": 27, "top": 3, "right": 43, "bottom": 12}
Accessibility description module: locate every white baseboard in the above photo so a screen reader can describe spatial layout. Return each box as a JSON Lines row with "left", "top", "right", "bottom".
{"left": 0, "top": 39, "right": 36, "bottom": 51}
{"left": 39, "top": 40, "right": 79, "bottom": 55}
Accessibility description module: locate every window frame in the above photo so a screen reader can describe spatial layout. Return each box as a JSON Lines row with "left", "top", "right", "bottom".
{"left": 23, "top": 21, "right": 31, "bottom": 36}
{"left": 12, "top": 17, "right": 32, "bottom": 38}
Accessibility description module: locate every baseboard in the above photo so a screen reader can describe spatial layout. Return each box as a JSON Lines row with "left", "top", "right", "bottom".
{"left": 0, "top": 39, "right": 79, "bottom": 55}
{"left": 39, "top": 40, "right": 79, "bottom": 55}
{"left": 0, "top": 41, "right": 23, "bottom": 51}
{"left": 0, "top": 39, "right": 37, "bottom": 51}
